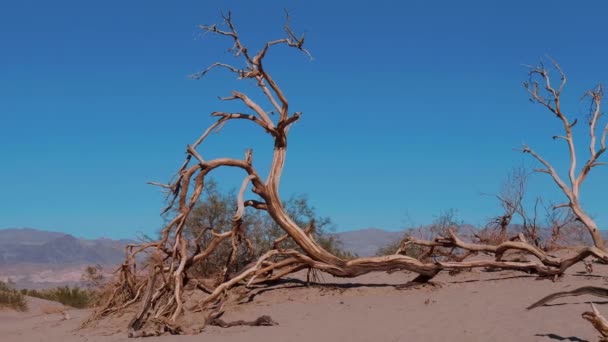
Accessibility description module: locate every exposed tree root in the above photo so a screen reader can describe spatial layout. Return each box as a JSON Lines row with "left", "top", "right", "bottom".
{"left": 81, "top": 264, "right": 146, "bottom": 328}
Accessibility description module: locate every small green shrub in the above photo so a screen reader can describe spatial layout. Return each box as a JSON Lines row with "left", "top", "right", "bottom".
{"left": 0, "top": 281, "right": 27, "bottom": 311}
{"left": 375, "top": 240, "right": 401, "bottom": 256}
{"left": 24, "top": 286, "right": 97, "bottom": 309}
{"left": 183, "top": 180, "right": 357, "bottom": 277}
{"left": 375, "top": 234, "right": 425, "bottom": 259}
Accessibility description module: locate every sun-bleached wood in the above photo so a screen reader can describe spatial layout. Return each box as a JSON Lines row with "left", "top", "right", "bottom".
{"left": 86, "top": 14, "right": 608, "bottom": 337}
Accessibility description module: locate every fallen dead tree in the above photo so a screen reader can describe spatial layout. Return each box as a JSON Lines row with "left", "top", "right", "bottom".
{"left": 85, "top": 13, "right": 608, "bottom": 337}
{"left": 399, "top": 230, "right": 608, "bottom": 275}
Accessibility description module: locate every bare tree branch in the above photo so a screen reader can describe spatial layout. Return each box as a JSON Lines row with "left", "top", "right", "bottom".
{"left": 520, "top": 62, "right": 606, "bottom": 249}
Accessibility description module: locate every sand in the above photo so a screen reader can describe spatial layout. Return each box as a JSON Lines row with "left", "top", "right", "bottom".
{"left": 1, "top": 261, "right": 607, "bottom": 342}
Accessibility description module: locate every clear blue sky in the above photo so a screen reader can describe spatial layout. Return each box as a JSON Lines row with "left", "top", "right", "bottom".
{"left": 2, "top": 0, "right": 608, "bottom": 239}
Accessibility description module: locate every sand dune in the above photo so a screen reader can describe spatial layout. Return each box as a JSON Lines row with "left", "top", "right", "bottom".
{"left": 1, "top": 261, "right": 607, "bottom": 341}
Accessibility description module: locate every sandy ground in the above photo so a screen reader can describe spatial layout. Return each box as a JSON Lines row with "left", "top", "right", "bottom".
{"left": 2, "top": 261, "right": 608, "bottom": 342}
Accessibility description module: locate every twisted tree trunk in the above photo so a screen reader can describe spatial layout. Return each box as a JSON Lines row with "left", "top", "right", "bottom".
{"left": 85, "top": 14, "right": 608, "bottom": 337}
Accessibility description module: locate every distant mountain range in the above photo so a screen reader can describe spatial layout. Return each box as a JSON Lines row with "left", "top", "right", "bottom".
{"left": 0, "top": 228, "right": 134, "bottom": 288}
{"left": 332, "top": 228, "right": 403, "bottom": 257}
{"left": 0, "top": 228, "right": 131, "bottom": 265}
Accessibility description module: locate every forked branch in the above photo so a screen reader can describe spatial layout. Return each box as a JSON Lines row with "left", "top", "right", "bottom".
{"left": 521, "top": 60, "right": 606, "bottom": 250}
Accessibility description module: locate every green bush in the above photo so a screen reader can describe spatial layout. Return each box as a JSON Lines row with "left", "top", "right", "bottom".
{"left": 182, "top": 179, "right": 357, "bottom": 278}
{"left": 375, "top": 240, "right": 401, "bottom": 256}
{"left": 375, "top": 232, "right": 426, "bottom": 259}
{"left": 0, "top": 281, "right": 27, "bottom": 311}
{"left": 24, "top": 286, "right": 96, "bottom": 309}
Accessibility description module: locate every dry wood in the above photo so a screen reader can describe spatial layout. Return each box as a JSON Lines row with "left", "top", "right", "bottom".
{"left": 86, "top": 14, "right": 608, "bottom": 337}
{"left": 527, "top": 286, "right": 608, "bottom": 310}
{"left": 582, "top": 303, "right": 608, "bottom": 342}
{"left": 208, "top": 314, "right": 278, "bottom": 328}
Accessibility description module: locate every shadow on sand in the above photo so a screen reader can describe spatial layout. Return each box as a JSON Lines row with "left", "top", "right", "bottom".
{"left": 534, "top": 333, "right": 588, "bottom": 342}
{"left": 535, "top": 300, "right": 608, "bottom": 308}
{"left": 238, "top": 272, "right": 546, "bottom": 304}
{"left": 239, "top": 278, "right": 400, "bottom": 304}
{"left": 449, "top": 274, "right": 537, "bottom": 284}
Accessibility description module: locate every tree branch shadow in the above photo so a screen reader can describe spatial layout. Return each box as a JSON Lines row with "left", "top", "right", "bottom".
{"left": 534, "top": 333, "right": 588, "bottom": 342}
{"left": 238, "top": 277, "right": 413, "bottom": 304}
{"left": 450, "top": 274, "right": 537, "bottom": 284}
{"left": 535, "top": 300, "right": 608, "bottom": 308}
{"left": 572, "top": 273, "right": 605, "bottom": 278}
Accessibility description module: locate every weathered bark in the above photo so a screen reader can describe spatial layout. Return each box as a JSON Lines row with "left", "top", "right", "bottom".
{"left": 128, "top": 268, "right": 159, "bottom": 332}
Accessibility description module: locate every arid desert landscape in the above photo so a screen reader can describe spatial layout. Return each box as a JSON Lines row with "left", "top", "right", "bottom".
{"left": 3, "top": 1, "right": 608, "bottom": 341}
{"left": 2, "top": 260, "right": 608, "bottom": 342}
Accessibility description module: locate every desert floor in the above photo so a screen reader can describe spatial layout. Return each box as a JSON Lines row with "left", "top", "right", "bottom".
{"left": 2, "top": 261, "right": 607, "bottom": 342}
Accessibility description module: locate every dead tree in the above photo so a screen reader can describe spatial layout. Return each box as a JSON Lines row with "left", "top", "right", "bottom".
{"left": 481, "top": 166, "right": 585, "bottom": 250}
{"left": 544, "top": 202, "right": 582, "bottom": 249}
{"left": 524, "top": 60, "right": 608, "bottom": 341}
{"left": 89, "top": 15, "right": 608, "bottom": 337}
{"left": 518, "top": 197, "right": 543, "bottom": 247}
{"left": 522, "top": 60, "right": 607, "bottom": 250}
{"left": 479, "top": 167, "right": 529, "bottom": 245}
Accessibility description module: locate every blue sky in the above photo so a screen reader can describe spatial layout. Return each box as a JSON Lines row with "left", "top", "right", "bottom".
{"left": 1, "top": 0, "right": 608, "bottom": 239}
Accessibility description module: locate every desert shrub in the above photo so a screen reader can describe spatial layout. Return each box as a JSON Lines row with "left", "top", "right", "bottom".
{"left": 181, "top": 179, "right": 355, "bottom": 278}
{"left": 81, "top": 264, "right": 104, "bottom": 288}
{"left": 375, "top": 232, "right": 426, "bottom": 258}
{"left": 245, "top": 194, "right": 356, "bottom": 260}
{"left": 425, "top": 208, "right": 464, "bottom": 238}
{"left": 375, "top": 240, "right": 400, "bottom": 256}
{"left": 472, "top": 225, "right": 506, "bottom": 245}
{"left": 375, "top": 210, "right": 466, "bottom": 260}
{"left": 0, "top": 281, "right": 27, "bottom": 311}
{"left": 24, "top": 286, "right": 96, "bottom": 309}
